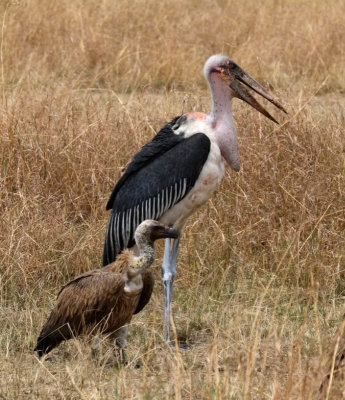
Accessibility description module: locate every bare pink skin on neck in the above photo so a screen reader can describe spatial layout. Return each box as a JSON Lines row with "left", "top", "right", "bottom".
{"left": 186, "top": 112, "right": 206, "bottom": 120}
{"left": 207, "top": 73, "right": 241, "bottom": 172}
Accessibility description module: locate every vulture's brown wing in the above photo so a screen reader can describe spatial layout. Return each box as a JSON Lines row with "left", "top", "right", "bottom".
{"left": 57, "top": 269, "right": 100, "bottom": 297}
{"left": 35, "top": 270, "right": 125, "bottom": 356}
{"left": 54, "top": 269, "right": 126, "bottom": 325}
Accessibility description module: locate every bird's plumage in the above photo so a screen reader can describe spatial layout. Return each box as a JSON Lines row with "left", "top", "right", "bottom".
{"left": 35, "top": 220, "right": 178, "bottom": 357}
{"left": 103, "top": 116, "right": 211, "bottom": 266}
{"left": 101, "top": 54, "right": 287, "bottom": 341}
{"left": 35, "top": 251, "right": 153, "bottom": 356}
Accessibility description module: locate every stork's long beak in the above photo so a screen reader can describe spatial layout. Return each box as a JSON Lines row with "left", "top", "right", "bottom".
{"left": 227, "top": 61, "right": 287, "bottom": 124}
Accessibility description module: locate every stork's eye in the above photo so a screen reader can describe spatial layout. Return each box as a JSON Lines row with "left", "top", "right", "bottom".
{"left": 221, "top": 62, "right": 231, "bottom": 71}
{"left": 211, "top": 64, "right": 231, "bottom": 75}
{"left": 211, "top": 67, "right": 225, "bottom": 74}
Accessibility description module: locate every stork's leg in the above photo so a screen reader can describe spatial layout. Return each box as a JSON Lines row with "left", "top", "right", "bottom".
{"left": 162, "top": 236, "right": 180, "bottom": 343}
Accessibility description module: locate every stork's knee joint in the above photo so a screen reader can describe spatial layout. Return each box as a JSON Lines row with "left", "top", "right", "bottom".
{"left": 162, "top": 271, "right": 176, "bottom": 282}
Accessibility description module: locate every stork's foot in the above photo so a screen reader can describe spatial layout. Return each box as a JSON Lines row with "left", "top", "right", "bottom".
{"left": 167, "top": 340, "right": 189, "bottom": 350}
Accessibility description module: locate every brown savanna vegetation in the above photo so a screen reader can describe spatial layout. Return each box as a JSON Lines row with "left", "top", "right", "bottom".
{"left": 0, "top": 0, "right": 344, "bottom": 398}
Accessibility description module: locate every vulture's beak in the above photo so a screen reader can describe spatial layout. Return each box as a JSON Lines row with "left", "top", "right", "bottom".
{"left": 162, "top": 226, "right": 179, "bottom": 240}
{"left": 150, "top": 223, "right": 179, "bottom": 241}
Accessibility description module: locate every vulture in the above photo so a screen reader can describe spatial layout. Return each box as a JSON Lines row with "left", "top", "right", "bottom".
{"left": 35, "top": 220, "right": 178, "bottom": 360}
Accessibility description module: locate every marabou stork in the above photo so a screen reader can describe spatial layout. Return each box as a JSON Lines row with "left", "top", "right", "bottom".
{"left": 35, "top": 220, "right": 178, "bottom": 359}
{"left": 103, "top": 54, "right": 287, "bottom": 343}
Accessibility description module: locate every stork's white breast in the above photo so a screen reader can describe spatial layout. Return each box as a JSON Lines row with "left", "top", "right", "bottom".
{"left": 161, "top": 117, "right": 224, "bottom": 230}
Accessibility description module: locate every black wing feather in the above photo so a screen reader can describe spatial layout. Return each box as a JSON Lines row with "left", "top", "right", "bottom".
{"left": 106, "top": 116, "right": 183, "bottom": 210}
{"left": 103, "top": 117, "right": 211, "bottom": 266}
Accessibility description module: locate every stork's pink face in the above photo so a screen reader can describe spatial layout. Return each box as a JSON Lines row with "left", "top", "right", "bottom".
{"left": 213, "top": 61, "right": 234, "bottom": 83}
{"left": 205, "top": 55, "right": 287, "bottom": 123}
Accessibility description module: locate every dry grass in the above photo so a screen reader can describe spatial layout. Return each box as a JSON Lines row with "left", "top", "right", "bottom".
{"left": 1, "top": 0, "right": 345, "bottom": 398}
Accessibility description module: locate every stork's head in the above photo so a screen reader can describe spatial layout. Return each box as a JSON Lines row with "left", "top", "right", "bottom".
{"left": 204, "top": 54, "right": 287, "bottom": 123}
{"left": 135, "top": 220, "right": 179, "bottom": 244}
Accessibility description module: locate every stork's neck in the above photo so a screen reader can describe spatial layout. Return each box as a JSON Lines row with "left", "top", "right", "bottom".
{"left": 208, "top": 76, "right": 241, "bottom": 171}
{"left": 128, "top": 237, "right": 155, "bottom": 277}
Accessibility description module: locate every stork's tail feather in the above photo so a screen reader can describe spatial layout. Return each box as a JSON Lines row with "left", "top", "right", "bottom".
{"left": 102, "top": 211, "right": 136, "bottom": 267}
{"left": 102, "top": 212, "right": 118, "bottom": 267}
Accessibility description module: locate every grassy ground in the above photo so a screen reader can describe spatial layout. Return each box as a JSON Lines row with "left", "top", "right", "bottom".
{"left": 1, "top": 0, "right": 345, "bottom": 398}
